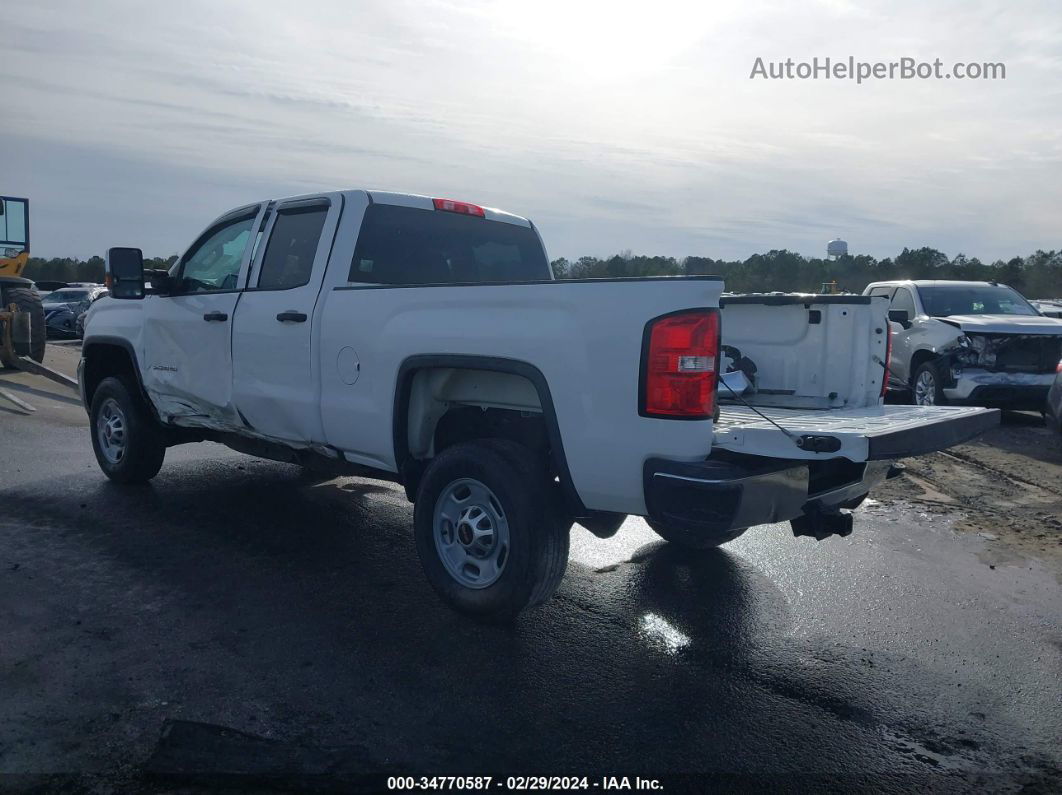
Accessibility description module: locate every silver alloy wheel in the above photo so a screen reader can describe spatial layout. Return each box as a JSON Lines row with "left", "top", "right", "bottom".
{"left": 96, "top": 397, "right": 127, "bottom": 464}
{"left": 433, "top": 477, "right": 510, "bottom": 589}
{"left": 914, "top": 369, "right": 937, "bottom": 406}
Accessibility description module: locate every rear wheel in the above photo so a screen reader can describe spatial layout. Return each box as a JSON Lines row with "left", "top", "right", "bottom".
{"left": 1, "top": 286, "right": 45, "bottom": 363}
{"left": 414, "top": 440, "right": 569, "bottom": 621}
{"left": 647, "top": 520, "right": 747, "bottom": 550}
{"left": 89, "top": 376, "right": 166, "bottom": 484}
{"left": 913, "top": 361, "right": 947, "bottom": 406}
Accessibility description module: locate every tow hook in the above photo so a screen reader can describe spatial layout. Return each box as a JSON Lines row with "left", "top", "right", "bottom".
{"left": 791, "top": 503, "right": 854, "bottom": 541}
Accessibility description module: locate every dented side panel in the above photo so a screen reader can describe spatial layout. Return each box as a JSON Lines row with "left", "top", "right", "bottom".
{"left": 141, "top": 291, "right": 244, "bottom": 428}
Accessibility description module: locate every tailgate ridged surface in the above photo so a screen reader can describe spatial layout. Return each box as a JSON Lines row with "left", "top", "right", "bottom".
{"left": 714, "top": 404, "right": 999, "bottom": 461}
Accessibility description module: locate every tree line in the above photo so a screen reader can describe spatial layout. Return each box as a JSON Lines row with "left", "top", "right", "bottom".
{"left": 24, "top": 255, "right": 177, "bottom": 285}
{"left": 22, "top": 246, "right": 1062, "bottom": 298}
{"left": 550, "top": 247, "right": 1062, "bottom": 298}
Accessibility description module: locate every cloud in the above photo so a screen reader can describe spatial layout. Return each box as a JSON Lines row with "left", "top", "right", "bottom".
{"left": 0, "top": 0, "right": 1059, "bottom": 261}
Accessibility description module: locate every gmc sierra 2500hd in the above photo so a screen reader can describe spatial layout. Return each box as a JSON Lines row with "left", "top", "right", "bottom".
{"left": 80, "top": 190, "right": 999, "bottom": 619}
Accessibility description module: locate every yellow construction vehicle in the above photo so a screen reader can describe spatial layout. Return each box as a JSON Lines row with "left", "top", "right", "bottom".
{"left": 0, "top": 196, "right": 45, "bottom": 363}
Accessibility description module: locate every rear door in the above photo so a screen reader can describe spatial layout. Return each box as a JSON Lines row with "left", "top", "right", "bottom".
{"left": 231, "top": 195, "right": 340, "bottom": 442}
{"left": 142, "top": 205, "right": 262, "bottom": 423}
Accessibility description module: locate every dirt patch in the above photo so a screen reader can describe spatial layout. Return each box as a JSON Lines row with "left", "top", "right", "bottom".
{"left": 875, "top": 411, "right": 1062, "bottom": 576}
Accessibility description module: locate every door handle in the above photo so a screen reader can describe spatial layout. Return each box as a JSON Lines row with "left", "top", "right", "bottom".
{"left": 276, "top": 311, "right": 307, "bottom": 323}
{"left": 203, "top": 311, "right": 228, "bottom": 322}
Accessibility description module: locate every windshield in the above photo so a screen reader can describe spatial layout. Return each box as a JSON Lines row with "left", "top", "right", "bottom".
{"left": 43, "top": 289, "right": 90, "bottom": 304}
{"left": 916, "top": 284, "right": 1038, "bottom": 317}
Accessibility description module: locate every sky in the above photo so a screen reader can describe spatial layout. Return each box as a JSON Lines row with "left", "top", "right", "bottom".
{"left": 1, "top": 0, "right": 1060, "bottom": 262}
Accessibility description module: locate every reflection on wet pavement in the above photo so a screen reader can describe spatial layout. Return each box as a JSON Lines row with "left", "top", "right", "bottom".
{"left": 639, "top": 612, "right": 692, "bottom": 654}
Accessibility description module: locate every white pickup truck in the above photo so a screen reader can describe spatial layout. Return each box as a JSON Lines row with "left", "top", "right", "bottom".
{"left": 80, "top": 190, "right": 998, "bottom": 619}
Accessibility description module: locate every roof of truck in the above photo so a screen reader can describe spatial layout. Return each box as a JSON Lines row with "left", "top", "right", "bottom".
{"left": 866, "top": 280, "right": 1016, "bottom": 290}
{"left": 871, "top": 280, "right": 1005, "bottom": 286}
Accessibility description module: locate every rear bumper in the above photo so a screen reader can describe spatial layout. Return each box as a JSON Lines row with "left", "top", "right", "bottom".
{"left": 643, "top": 455, "right": 893, "bottom": 538}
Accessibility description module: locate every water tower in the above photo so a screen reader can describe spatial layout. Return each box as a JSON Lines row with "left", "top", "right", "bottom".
{"left": 827, "top": 238, "right": 848, "bottom": 260}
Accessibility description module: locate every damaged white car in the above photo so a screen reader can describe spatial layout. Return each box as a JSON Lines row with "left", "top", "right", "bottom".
{"left": 864, "top": 280, "right": 1062, "bottom": 409}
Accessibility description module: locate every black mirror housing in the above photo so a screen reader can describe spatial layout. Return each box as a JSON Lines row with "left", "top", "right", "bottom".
{"left": 887, "top": 309, "right": 911, "bottom": 327}
{"left": 106, "top": 247, "right": 145, "bottom": 300}
{"left": 144, "top": 269, "right": 174, "bottom": 295}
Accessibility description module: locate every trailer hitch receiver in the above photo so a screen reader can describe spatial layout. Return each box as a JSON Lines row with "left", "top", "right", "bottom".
{"left": 791, "top": 502, "right": 854, "bottom": 541}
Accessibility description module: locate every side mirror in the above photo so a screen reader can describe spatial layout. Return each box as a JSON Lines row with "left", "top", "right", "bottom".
{"left": 887, "top": 309, "right": 911, "bottom": 329}
{"left": 106, "top": 247, "right": 145, "bottom": 300}
{"left": 144, "top": 269, "right": 174, "bottom": 295}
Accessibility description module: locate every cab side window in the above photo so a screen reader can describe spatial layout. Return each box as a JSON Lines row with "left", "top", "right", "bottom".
{"left": 891, "top": 287, "right": 917, "bottom": 318}
{"left": 178, "top": 215, "right": 256, "bottom": 294}
{"left": 256, "top": 205, "right": 328, "bottom": 290}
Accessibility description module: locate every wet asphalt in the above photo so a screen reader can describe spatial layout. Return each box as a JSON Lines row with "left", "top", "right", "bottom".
{"left": 0, "top": 346, "right": 1059, "bottom": 792}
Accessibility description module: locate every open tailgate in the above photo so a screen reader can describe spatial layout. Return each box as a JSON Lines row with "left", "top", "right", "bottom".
{"left": 713, "top": 404, "right": 999, "bottom": 461}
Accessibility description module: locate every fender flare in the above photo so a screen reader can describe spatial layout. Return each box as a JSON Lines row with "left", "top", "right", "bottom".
{"left": 81, "top": 335, "right": 158, "bottom": 418}
{"left": 392, "top": 354, "right": 585, "bottom": 514}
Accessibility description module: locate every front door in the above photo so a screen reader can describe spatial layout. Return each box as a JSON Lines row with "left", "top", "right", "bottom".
{"left": 888, "top": 286, "right": 920, "bottom": 385}
{"left": 230, "top": 196, "right": 339, "bottom": 442}
{"left": 141, "top": 206, "right": 262, "bottom": 425}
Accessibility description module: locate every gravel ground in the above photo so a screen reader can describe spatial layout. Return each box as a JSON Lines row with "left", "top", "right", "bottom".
{"left": 877, "top": 410, "right": 1062, "bottom": 576}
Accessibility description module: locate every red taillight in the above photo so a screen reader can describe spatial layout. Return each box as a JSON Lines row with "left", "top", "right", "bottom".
{"left": 881, "top": 325, "right": 893, "bottom": 398}
{"left": 432, "top": 197, "right": 485, "bottom": 217}
{"left": 641, "top": 310, "right": 720, "bottom": 419}
{"left": 1056, "top": 359, "right": 1062, "bottom": 374}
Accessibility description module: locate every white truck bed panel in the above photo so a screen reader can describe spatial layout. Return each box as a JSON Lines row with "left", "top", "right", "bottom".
{"left": 713, "top": 403, "right": 998, "bottom": 461}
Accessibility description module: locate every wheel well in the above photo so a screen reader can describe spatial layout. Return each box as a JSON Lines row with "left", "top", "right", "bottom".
{"left": 395, "top": 364, "right": 565, "bottom": 500}
{"left": 405, "top": 367, "right": 546, "bottom": 460}
{"left": 82, "top": 343, "right": 140, "bottom": 407}
{"left": 909, "top": 350, "right": 938, "bottom": 383}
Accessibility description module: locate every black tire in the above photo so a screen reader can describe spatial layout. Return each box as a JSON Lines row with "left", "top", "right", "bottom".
{"left": 912, "top": 361, "right": 948, "bottom": 406}
{"left": 414, "top": 440, "right": 569, "bottom": 621}
{"left": 89, "top": 376, "right": 166, "bottom": 484}
{"left": 2, "top": 286, "right": 45, "bottom": 363}
{"left": 647, "top": 520, "right": 747, "bottom": 550}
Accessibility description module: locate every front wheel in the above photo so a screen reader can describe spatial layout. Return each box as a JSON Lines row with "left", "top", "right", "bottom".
{"left": 89, "top": 377, "right": 166, "bottom": 484}
{"left": 413, "top": 440, "right": 569, "bottom": 621}
{"left": 912, "top": 361, "right": 948, "bottom": 406}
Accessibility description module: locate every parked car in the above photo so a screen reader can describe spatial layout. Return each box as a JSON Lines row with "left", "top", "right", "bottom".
{"left": 42, "top": 286, "right": 108, "bottom": 338}
{"left": 80, "top": 190, "right": 997, "bottom": 619}
{"left": 863, "top": 280, "right": 1062, "bottom": 409}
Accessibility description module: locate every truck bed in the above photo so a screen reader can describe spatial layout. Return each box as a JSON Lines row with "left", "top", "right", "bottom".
{"left": 713, "top": 403, "right": 999, "bottom": 462}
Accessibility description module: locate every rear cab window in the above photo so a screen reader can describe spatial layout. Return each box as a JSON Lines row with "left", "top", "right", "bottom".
{"left": 348, "top": 204, "right": 550, "bottom": 285}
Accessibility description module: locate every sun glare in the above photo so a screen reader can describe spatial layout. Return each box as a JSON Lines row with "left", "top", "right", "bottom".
{"left": 480, "top": 0, "right": 720, "bottom": 82}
